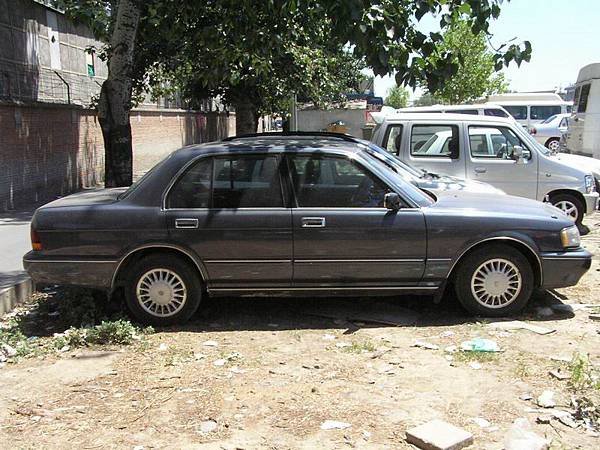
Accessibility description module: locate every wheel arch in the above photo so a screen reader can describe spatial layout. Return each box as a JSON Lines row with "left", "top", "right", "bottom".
{"left": 447, "top": 237, "right": 543, "bottom": 288}
{"left": 546, "top": 189, "right": 586, "bottom": 212}
{"left": 544, "top": 136, "right": 560, "bottom": 148}
{"left": 111, "top": 244, "right": 207, "bottom": 292}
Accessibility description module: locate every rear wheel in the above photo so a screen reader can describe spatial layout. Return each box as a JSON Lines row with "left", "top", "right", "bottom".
{"left": 545, "top": 138, "right": 560, "bottom": 152}
{"left": 550, "top": 193, "right": 584, "bottom": 225}
{"left": 454, "top": 244, "right": 534, "bottom": 317}
{"left": 125, "top": 254, "right": 202, "bottom": 326}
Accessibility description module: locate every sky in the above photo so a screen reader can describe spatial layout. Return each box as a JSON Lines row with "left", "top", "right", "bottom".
{"left": 373, "top": 0, "right": 600, "bottom": 101}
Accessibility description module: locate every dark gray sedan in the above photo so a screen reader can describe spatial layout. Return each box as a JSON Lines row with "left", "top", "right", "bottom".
{"left": 24, "top": 133, "right": 592, "bottom": 325}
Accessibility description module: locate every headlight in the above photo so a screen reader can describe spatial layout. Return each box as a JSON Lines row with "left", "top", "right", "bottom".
{"left": 585, "top": 175, "right": 594, "bottom": 193}
{"left": 560, "top": 225, "right": 581, "bottom": 248}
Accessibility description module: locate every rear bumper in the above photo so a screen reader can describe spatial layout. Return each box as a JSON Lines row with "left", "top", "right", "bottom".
{"left": 584, "top": 192, "right": 599, "bottom": 214}
{"left": 23, "top": 251, "right": 117, "bottom": 290}
{"left": 540, "top": 248, "right": 592, "bottom": 289}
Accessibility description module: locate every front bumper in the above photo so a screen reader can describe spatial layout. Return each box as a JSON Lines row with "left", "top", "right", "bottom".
{"left": 23, "top": 251, "right": 117, "bottom": 290}
{"left": 584, "top": 192, "right": 599, "bottom": 214}
{"left": 540, "top": 248, "right": 592, "bottom": 289}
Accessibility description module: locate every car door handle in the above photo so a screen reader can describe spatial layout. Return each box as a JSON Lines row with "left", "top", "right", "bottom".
{"left": 301, "top": 217, "right": 326, "bottom": 228}
{"left": 474, "top": 167, "right": 487, "bottom": 174}
{"left": 175, "top": 218, "right": 199, "bottom": 229}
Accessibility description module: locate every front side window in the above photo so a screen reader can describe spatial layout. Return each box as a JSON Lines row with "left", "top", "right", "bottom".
{"left": 578, "top": 84, "right": 591, "bottom": 113}
{"left": 484, "top": 108, "right": 509, "bottom": 118}
{"left": 288, "top": 155, "right": 389, "bottom": 208}
{"left": 530, "top": 105, "right": 561, "bottom": 121}
{"left": 167, "top": 155, "right": 283, "bottom": 208}
{"left": 382, "top": 124, "right": 403, "bottom": 154}
{"left": 504, "top": 105, "right": 527, "bottom": 120}
{"left": 469, "top": 126, "right": 528, "bottom": 160}
{"left": 410, "top": 124, "right": 459, "bottom": 158}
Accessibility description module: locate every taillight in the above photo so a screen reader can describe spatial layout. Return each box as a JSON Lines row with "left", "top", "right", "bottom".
{"left": 31, "top": 227, "right": 42, "bottom": 251}
{"left": 529, "top": 128, "right": 537, "bottom": 135}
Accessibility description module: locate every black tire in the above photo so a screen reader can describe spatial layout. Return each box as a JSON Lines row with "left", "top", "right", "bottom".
{"left": 550, "top": 193, "right": 584, "bottom": 226}
{"left": 545, "top": 137, "right": 560, "bottom": 152}
{"left": 454, "top": 244, "right": 534, "bottom": 317}
{"left": 124, "top": 254, "right": 202, "bottom": 326}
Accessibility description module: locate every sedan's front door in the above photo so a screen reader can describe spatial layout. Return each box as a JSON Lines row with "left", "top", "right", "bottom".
{"left": 287, "top": 154, "right": 427, "bottom": 288}
{"left": 165, "top": 154, "right": 292, "bottom": 290}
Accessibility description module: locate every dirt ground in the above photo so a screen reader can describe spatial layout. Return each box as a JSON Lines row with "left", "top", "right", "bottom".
{"left": 2, "top": 217, "right": 600, "bottom": 449}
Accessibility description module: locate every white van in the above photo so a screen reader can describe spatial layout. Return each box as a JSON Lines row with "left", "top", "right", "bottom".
{"left": 487, "top": 93, "right": 572, "bottom": 129}
{"left": 371, "top": 113, "right": 598, "bottom": 224}
{"left": 564, "top": 63, "right": 600, "bottom": 158}
{"left": 396, "top": 103, "right": 512, "bottom": 118}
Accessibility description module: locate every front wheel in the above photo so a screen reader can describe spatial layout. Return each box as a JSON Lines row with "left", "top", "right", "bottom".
{"left": 454, "top": 244, "right": 534, "bottom": 317}
{"left": 545, "top": 138, "right": 560, "bottom": 152}
{"left": 125, "top": 254, "right": 202, "bottom": 326}
{"left": 550, "top": 193, "right": 584, "bottom": 225}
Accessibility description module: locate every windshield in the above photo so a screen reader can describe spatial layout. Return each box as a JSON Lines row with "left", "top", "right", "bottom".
{"left": 521, "top": 129, "right": 551, "bottom": 155}
{"left": 542, "top": 114, "right": 558, "bottom": 124}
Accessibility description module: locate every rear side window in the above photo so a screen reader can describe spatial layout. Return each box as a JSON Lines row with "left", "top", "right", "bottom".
{"left": 578, "top": 84, "right": 591, "bottom": 113}
{"left": 167, "top": 155, "right": 283, "bottom": 208}
{"left": 504, "top": 105, "right": 527, "bottom": 120}
{"left": 410, "top": 124, "right": 459, "bottom": 158}
{"left": 530, "top": 105, "right": 561, "bottom": 121}
{"left": 452, "top": 109, "right": 479, "bottom": 115}
{"left": 382, "top": 124, "right": 403, "bottom": 154}
{"left": 468, "top": 126, "right": 529, "bottom": 160}
{"left": 484, "top": 108, "right": 509, "bottom": 118}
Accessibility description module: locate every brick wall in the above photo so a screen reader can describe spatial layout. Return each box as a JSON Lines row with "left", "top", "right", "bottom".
{"left": 0, "top": 103, "right": 234, "bottom": 211}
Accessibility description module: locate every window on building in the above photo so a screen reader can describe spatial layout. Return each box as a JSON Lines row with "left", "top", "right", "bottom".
{"left": 86, "top": 51, "right": 95, "bottom": 77}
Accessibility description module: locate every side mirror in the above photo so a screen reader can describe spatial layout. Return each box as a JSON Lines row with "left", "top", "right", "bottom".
{"left": 384, "top": 192, "right": 401, "bottom": 211}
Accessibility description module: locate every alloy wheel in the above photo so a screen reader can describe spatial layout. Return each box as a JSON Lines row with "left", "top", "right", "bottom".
{"left": 135, "top": 268, "right": 187, "bottom": 317}
{"left": 470, "top": 258, "right": 522, "bottom": 308}
{"left": 553, "top": 200, "right": 578, "bottom": 221}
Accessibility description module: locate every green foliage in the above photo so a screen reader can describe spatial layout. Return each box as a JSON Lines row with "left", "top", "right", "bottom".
{"left": 418, "top": 20, "right": 509, "bottom": 104}
{"left": 384, "top": 85, "right": 410, "bottom": 109}
{"left": 412, "top": 92, "right": 444, "bottom": 107}
{"left": 569, "top": 352, "right": 600, "bottom": 391}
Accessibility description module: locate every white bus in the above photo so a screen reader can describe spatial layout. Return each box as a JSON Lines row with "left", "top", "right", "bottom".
{"left": 565, "top": 63, "right": 600, "bottom": 158}
{"left": 487, "top": 93, "right": 572, "bottom": 129}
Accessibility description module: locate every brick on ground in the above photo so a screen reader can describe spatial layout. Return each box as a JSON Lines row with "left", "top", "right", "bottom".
{"left": 406, "top": 419, "right": 473, "bottom": 450}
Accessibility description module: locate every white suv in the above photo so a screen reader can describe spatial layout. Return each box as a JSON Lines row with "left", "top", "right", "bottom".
{"left": 371, "top": 113, "right": 598, "bottom": 224}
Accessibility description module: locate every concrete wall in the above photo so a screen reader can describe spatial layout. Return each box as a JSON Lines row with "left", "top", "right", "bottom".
{"left": 0, "top": 103, "right": 235, "bottom": 211}
{"left": 297, "top": 109, "right": 369, "bottom": 137}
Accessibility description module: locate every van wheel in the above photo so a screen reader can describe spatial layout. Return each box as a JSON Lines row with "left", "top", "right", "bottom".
{"left": 550, "top": 193, "right": 584, "bottom": 225}
{"left": 454, "top": 244, "right": 533, "bottom": 317}
{"left": 545, "top": 138, "right": 560, "bottom": 152}
{"left": 125, "top": 254, "right": 201, "bottom": 326}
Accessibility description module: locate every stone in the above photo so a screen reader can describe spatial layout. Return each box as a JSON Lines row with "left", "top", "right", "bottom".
{"left": 470, "top": 417, "right": 491, "bottom": 428}
{"left": 198, "top": 419, "right": 218, "bottom": 433}
{"left": 320, "top": 420, "right": 351, "bottom": 430}
{"left": 412, "top": 340, "right": 439, "bottom": 350}
{"left": 537, "top": 390, "right": 556, "bottom": 408}
{"left": 405, "top": 419, "right": 473, "bottom": 450}
{"left": 503, "top": 418, "right": 549, "bottom": 450}
{"left": 1, "top": 343, "right": 17, "bottom": 357}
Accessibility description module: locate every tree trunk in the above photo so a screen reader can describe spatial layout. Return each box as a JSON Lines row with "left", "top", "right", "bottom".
{"left": 234, "top": 100, "right": 259, "bottom": 135}
{"left": 98, "top": 0, "right": 140, "bottom": 187}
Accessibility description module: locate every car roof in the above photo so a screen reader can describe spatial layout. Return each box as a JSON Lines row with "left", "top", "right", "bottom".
{"left": 382, "top": 112, "right": 516, "bottom": 123}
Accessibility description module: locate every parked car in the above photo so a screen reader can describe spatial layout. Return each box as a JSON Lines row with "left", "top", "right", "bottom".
{"left": 371, "top": 113, "right": 598, "bottom": 224}
{"left": 24, "top": 133, "right": 591, "bottom": 325}
{"left": 529, "top": 113, "right": 570, "bottom": 151}
{"left": 487, "top": 93, "right": 573, "bottom": 129}
{"left": 565, "top": 63, "right": 600, "bottom": 158}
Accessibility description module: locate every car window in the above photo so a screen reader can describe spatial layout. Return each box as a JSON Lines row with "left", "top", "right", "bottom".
{"left": 288, "top": 155, "right": 390, "bottom": 208}
{"left": 530, "top": 105, "right": 561, "bottom": 121}
{"left": 383, "top": 124, "right": 403, "bottom": 154}
{"left": 469, "top": 126, "right": 529, "bottom": 160}
{"left": 168, "top": 155, "right": 283, "bottom": 208}
{"left": 452, "top": 109, "right": 479, "bottom": 115}
{"left": 484, "top": 108, "right": 509, "bottom": 118}
{"left": 542, "top": 114, "right": 558, "bottom": 124}
{"left": 578, "top": 84, "right": 591, "bottom": 113}
{"left": 559, "top": 117, "right": 568, "bottom": 128}
{"left": 167, "top": 157, "right": 213, "bottom": 208}
{"left": 504, "top": 105, "right": 527, "bottom": 120}
{"left": 410, "top": 124, "right": 459, "bottom": 158}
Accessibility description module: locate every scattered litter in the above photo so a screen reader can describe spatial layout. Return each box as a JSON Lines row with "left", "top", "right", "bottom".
{"left": 536, "top": 415, "right": 552, "bottom": 425}
{"left": 322, "top": 334, "right": 336, "bottom": 341}
{"left": 362, "top": 430, "right": 371, "bottom": 440}
{"left": 503, "top": 418, "right": 549, "bottom": 450}
{"left": 550, "top": 355, "right": 571, "bottom": 363}
{"left": 520, "top": 393, "right": 533, "bottom": 401}
{"left": 198, "top": 419, "right": 218, "bottom": 433}
{"left": 58, "top": 345, "right": 70, "bottom": 353}
{"left": 488, "top": 320, "right": 555, "bottom": 335}
{"left": 470, "top": 417, "right": 491, "bottom": 428}
{"left": 537, "top": 390, "right": 556, "bottom": 408}
{"left": 444, "top": 345, "right": 458, "bottom": 353}
{"left": 406, "top": 419, "right": 473, "bottom": 450}
{"left": 412, "top": 340, "right": 439, "bottom": 350}
{"left": 158, "top": 343, "right": 168, "bottom": 351}
{"left": 321, "top": 420, "right": 351, "bottom": 430}
{"left": 335, "top": 342, "right": 351, "bottom": 348}
{"left": 1, "top": 344, "right": 17, "bottom": 358}
{"left": 469, "top": 362, "right": 482, "bottom": 370}
{"left": 213, "top": 359, "right": 227, "bottom": 367}
{"left": 202, "top": 340, "right": 218, "bottom": 347}
{"left": 549, "top": 369, "right": 570, "bottom": 380}
{"left": 194, "top": 353, "right": 206, "bottom": 360}
{"left": 552, "top": 410, "right": 578, "bottom": 428}
{"left": 460, "top": 338, "right": 499, "bottom": 352}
